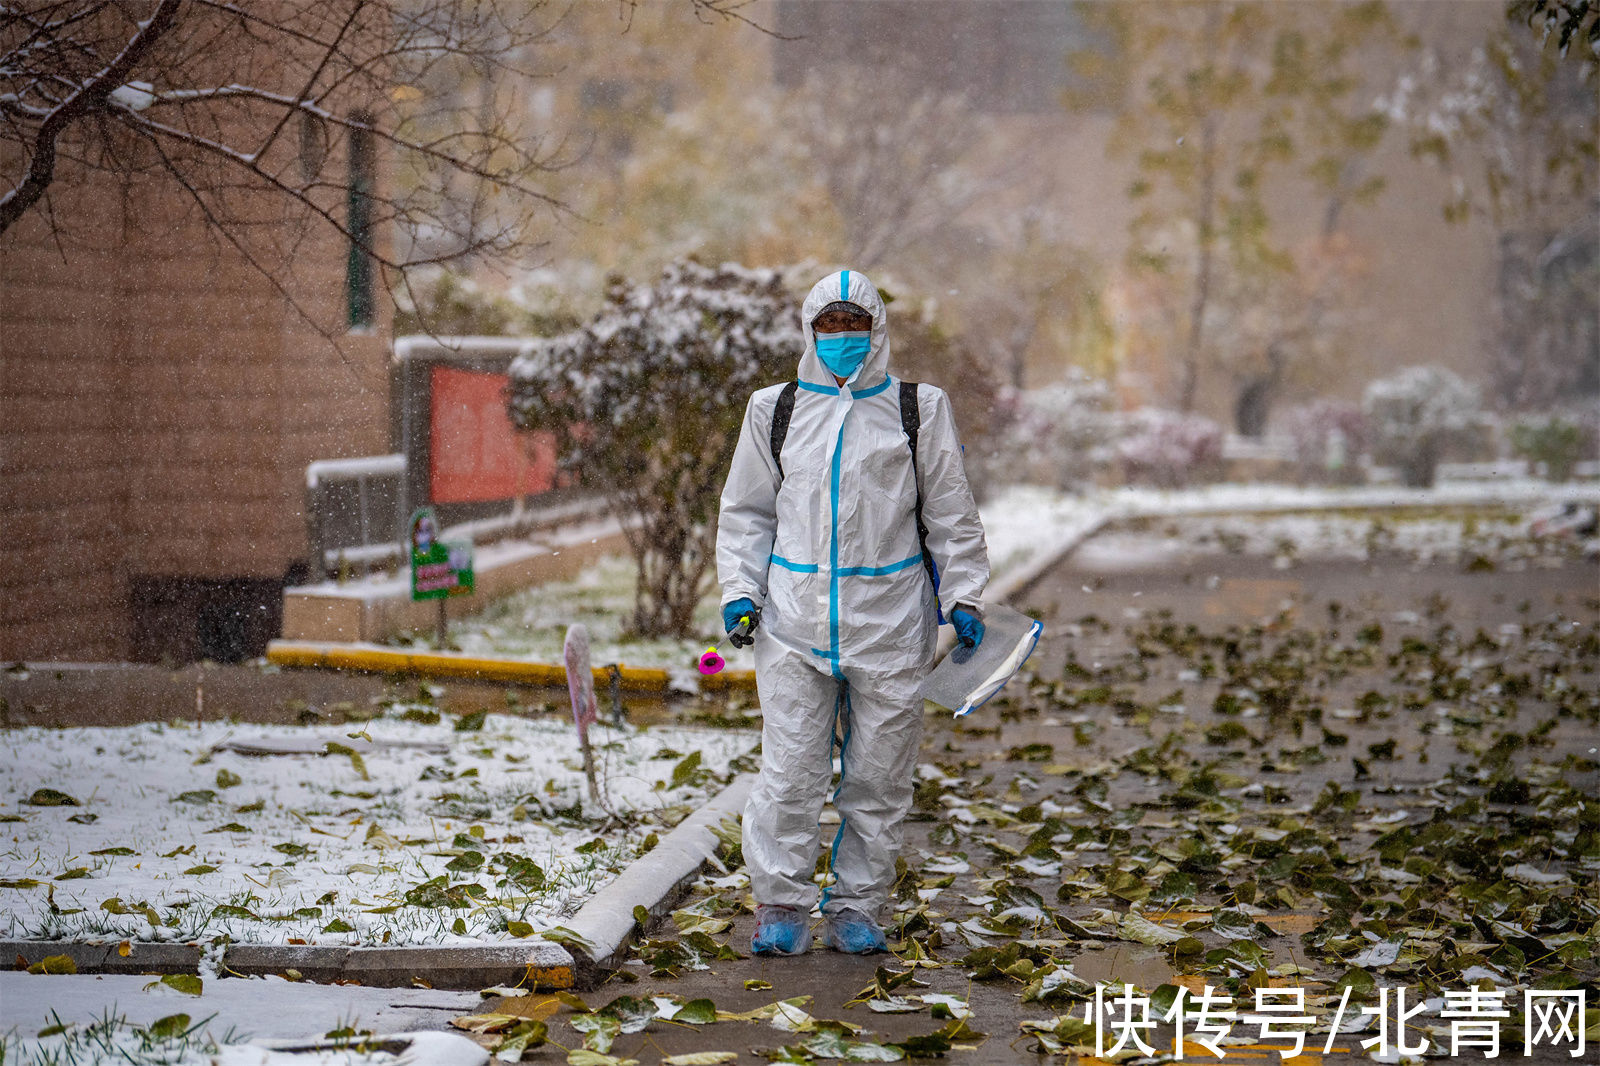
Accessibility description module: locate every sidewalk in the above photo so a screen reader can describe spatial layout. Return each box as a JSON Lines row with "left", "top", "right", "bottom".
{"left": 500, "top": 523, "right": 1596, "bottom": 1063}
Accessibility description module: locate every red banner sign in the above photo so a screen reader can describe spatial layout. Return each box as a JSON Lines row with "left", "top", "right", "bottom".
{"left": 429, "top": 365, "right": 557, "bottom": 504}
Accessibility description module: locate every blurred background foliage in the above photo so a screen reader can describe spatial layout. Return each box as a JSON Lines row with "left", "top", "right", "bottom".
{"left": 401, "top": 0, "right": 1594, "bottom": 494}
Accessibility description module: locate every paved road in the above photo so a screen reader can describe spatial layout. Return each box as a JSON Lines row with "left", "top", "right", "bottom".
{"left": 520, "top": 521, "right": 1596, "bottom": 1064}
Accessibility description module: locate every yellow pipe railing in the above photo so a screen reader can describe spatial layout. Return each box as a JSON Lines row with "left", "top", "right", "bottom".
{"left": 265, "top": 641, "right": 681, "bottom": 693}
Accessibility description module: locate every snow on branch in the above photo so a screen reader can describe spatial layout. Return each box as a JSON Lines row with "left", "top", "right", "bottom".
{"left": 0, "top": 0, "right": 570, "bottom": 339}
{"left": 0, "top": 0, "right": 182, "bottom": 229}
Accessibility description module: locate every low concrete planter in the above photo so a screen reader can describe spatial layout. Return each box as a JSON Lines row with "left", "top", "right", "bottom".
{"left": 283, "top": 519, "right": 628, "bottom": 644}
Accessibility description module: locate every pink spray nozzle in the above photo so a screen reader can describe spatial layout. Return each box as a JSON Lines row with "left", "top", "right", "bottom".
{"left": 698, "top": 647, "right": 725, "bottom": 676}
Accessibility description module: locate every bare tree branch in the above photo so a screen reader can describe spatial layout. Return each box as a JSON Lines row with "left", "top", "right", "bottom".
{"left": 612, "top": 0, "right": 792, "bottom": 39}
{"left": 251, "top": 0, "right": 366, "bottom": 163}
{"left": 0, "top": 0, "right": 181, "bottom": 232}
{"left": 127, "top": 115, "right": 353, "bottom": 352}
{"left": 1, "top": 0, "right": 577, "bottom": 336}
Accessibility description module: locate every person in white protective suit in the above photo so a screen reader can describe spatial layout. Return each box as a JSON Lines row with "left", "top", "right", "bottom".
{"left": 717, "top": 269, "right": 989, "bottom": 955}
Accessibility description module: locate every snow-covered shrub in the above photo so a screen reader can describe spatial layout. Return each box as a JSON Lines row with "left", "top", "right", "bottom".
{"left": 1510, "top": 410, "right": 1598, "bottom": 483}
{"left": 1116, "top": 408, "right": 1224, "bottom": 489}
{"left": 508, "top": 260, "right": 802, "bottom": 636}
{"left": 1363, "top": 365, "right": 1480, "bottom": 488}
{"left": 987, "top": 371, "right": 1118, "bottom": 493}
{"left": 1282, "top": 400, "right": 1367, "bottom": 485}
{"left": 888, "top": 308, "right": 1002, "bottom": 500}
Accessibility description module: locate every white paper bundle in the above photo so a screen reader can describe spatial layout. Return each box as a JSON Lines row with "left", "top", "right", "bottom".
{"left": 921, "top": 602, "right": 1044, "bottom": 717}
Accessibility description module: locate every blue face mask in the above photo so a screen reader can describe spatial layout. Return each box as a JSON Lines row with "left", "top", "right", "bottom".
{"left": 814, "top": 331, "right": 871, "bottom": 379}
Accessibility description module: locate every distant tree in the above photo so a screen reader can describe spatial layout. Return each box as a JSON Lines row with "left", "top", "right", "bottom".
{"left": 990, "top": 371, "right": 1119, "bottom": 495}
{"left": 1282, "top": 399, "right": 1368, "bottom": 486}
{"left": 1116, "top": 408, "right": 1225, "bottom": 489}
{"left": 1363, "top": 365, "right": 1481, "bottom": 488}
{"left": 1086, "top": 2, "right": 1409, "bottom": 428}
{"left": 507, "top": 260, "right": 801, "bottom": 637}
{"left": 1495, "top": 222, "right": 1599, "bottom": 407}
{"left": 1507, "top": 0, "right": 1600, "bottom": 73}
{"left": 548, "top": 15, "right": 821, "bottom": 287}
{"left": 791, "top": 65, "right": 1023, "bottom": 271}
{"left": 876, "top": 296, "right": 1004, "bottom": 499}
{"left": 1379, "top": 13, "right": 1597, "bottom": 409}
{"left": 1509, "top": 410, "right": 1598, "bottom": 482}
{"left": 974, "top": 208, "right": 1114, "bottom": 393}
{"left": 1384, "top": 19, "right": 1595, "bottom": 228}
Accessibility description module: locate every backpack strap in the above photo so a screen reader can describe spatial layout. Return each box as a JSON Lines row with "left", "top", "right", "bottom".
{"left": 768, "top": 380, "right": 799, "bottom": 479}
{"left": 900, "top": 380, "right": 943, "bottom": 621}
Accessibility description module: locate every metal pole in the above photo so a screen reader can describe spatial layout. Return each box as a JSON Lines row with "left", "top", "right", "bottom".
{"left": 398, "top": 351, "right": 413, "bottom": 566}
{"left": 607, "top": 664, "right": 624, "bottom": 726}
{"left": 581, "top": 729, "right": 599, "bottom": 805}
{"left": 357, "top": 474, "right": 371, "bottom": 578}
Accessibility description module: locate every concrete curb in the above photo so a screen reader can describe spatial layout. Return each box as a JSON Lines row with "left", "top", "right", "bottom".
{"left": 989, "top": 515, "right": 1115, "bottom": 606}
{"left": 256, "top": 1032, "right": 488, "bottom": 1066}
{"left": 561, "top": 773, "right": 755, "bottom": 984}
{"left": 3, "top": 938, "right": 575, "bottom": 991}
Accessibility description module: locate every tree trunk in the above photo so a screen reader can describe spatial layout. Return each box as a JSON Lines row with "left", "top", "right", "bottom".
{"left": 1401, "top": 437, "right": 1440, "bottom": 489}
{"left": 1234, "top": 378, "right": 1273, "bottom": 438}
{"left": 627, "top": 512, "right": 715, "bottom": 639}
{"left": 1234, "top": 342, "right": 1287, "bottom": 437}
{"left": 1179, "top": 114, "right": 1218, "bottom": 414}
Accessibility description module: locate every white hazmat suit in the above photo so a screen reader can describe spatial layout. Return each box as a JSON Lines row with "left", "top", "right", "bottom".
{"left": 717, "top": 269, "right": 989, "bottom": 919}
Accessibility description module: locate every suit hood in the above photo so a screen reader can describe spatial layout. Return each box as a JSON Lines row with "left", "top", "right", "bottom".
{"left": 798, "top": 269, "right": 890, "bottom": 390}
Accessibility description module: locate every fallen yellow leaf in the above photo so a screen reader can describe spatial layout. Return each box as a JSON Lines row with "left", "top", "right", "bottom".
{"left": 489, "top": 995, "right": 562, "bottom": 1022}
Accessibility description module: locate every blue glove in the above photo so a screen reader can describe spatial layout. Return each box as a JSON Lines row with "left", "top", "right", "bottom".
{"left": 951, "top": 607, "right": 984, "bottom": 649}
{"left": 723, "top": 598, "right": 760, "bottom": 648}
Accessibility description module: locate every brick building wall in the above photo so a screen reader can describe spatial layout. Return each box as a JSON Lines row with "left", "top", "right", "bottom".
{"left": 1, "top": 173, "right": 389, "bottom": 662}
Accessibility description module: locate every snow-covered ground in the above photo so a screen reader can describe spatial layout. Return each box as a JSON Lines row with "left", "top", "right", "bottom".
{"left": 1, "top": 707, "right": 755, "bottom": 946}
{"left": 1073, "top": 508, "right": 1589, "bottom": 571}
{"left": 0, "top": 972, "right": 486, "bottom": 1065}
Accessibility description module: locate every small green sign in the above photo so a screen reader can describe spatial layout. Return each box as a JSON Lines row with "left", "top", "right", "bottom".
{"left": 409, "top": 508, "right": 474, "bottom": 601}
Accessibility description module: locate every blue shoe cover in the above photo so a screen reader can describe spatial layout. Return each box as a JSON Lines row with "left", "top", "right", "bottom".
{"left": 824, "top": 909, "right": 887, "bottom": 954}
{"left": 751, "top": 904, "right": 809, "bottom": 956}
